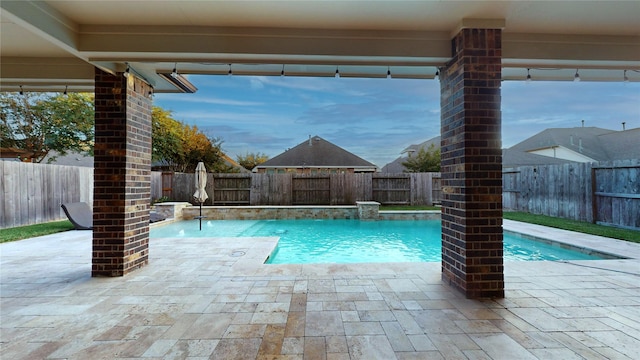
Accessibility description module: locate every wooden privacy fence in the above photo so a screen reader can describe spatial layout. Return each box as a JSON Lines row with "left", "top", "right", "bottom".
{"left": 1, "top": 161, "right": 93, "bottom": 229}
{"left": 503, "top": 160, "right": 639, "bottom": 229}
{"left": 3, "top": 160, "right": 637, "bottom": 230}
{"left": 162, "top": 172, "right": 442, "bottom": 207}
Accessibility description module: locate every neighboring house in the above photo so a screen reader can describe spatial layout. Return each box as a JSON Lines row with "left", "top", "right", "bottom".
{"left": 382, "top": 126, "right": 638, "bottom": 171}
{"left": 381, "top": 136, "right": 440, "bottom": 173}
{"left": 253, "top": 135, "right": 378, "bottom": 174}
{"left": 505, "top": 126, "right": 639, "bottom": 166}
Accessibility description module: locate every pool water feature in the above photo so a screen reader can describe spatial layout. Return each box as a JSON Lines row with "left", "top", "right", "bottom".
{"left": 150, "top": 219, "right": 608, "bottom": 264}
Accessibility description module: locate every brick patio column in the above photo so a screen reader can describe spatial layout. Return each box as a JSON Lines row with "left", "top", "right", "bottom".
{"left": 440, "top": 28, "right": 504, "bottom": 298}
{"left": 92, "top": 68, "right": 152, "bottom": 276}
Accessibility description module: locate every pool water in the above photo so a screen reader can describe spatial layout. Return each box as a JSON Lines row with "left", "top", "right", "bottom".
{"left": 150, "top": 219, "right": 606, "bottom": 263}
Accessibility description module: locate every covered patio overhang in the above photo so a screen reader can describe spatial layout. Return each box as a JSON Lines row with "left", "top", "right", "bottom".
{"left": 2, "top": 0, "right": 638, "bottom": 299}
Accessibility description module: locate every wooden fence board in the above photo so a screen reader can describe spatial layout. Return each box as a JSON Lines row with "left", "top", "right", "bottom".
{"left": 2, "top": 162, "right": 15, "bottom": 227}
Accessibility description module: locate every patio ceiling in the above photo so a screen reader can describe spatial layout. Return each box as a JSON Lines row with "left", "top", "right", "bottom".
{"left": 1, "top": 0, "right": 639, "bottom": 93}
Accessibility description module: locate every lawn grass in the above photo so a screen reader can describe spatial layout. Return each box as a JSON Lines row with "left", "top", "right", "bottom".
{"left": 503, "top": 211, "right": 640, "bottom": 243}
{"left": 0, "top": 220, "right": 74, "bottom": 243}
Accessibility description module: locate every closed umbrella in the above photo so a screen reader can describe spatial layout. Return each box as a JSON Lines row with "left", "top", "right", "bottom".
{"left": 193, "top": 162, "right": 208, "bottom": 230}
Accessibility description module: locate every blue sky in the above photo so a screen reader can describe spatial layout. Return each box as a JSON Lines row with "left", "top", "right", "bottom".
{"left": 154, "top": 75, "right": 639, "bottom": 168}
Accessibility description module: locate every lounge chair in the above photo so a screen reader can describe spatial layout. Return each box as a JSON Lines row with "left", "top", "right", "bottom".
{"left": 61, "top": 202, "right": 93, "bottom": 230}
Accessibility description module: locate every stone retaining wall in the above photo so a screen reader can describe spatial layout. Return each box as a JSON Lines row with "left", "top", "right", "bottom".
{"left": 155, "top": 203, "right": 443, "bottom": 221}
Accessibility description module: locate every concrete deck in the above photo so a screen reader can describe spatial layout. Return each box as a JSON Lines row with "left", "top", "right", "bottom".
{"left": 1, "top": 221, "right": 639, "bottom": 359}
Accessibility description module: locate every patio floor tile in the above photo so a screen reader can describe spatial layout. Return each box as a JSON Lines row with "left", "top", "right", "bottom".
{"left": 1, "top": 222, "right": 639, "bottom": 359}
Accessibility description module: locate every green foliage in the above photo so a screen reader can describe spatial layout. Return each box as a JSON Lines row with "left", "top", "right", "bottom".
{"left": 151, "top": 106, "right": 229, "bottom": 172}
{"left": 401, "top": 144, "right": 441, "bottom": 172}
{"left": 0, "top": 92, "right": 94, "bottom": 163}
{"left": 0, "top": 220, "right": 74, "bottom": 243}
{"left": 152, "top": 196, "right": 171, "bottom": 204}
{"left": 236, "top": 152, "right": 269, "bottom": 171}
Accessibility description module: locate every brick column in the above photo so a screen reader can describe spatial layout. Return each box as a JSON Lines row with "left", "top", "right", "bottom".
{"left": 440, "top": 28, "right": 504, "bottom": 298}
{"left": 92, "top": 68, "right": 152, "bottom": 276}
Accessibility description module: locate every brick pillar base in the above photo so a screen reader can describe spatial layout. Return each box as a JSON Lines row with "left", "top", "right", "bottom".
{"left": 440, "top": 28, "right": 504, "bottom": 298}
{"left": 92, "top": 68, "right": 152, "bottom": 276}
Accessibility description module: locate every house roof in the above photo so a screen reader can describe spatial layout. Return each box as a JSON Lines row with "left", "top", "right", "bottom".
{"left": 43, "top": 151, "right": 94, "bottom": 167}
{"left": 383, "top": 126, "right": 638, "bottom": 171}
{"left": 256, "top": 136, "right": 377, "bottom": 170}
{"left": 401, "top": 136, "right": 441, "bottom": 155}
{"left": 598, "top": 128, "right": 640, "bottom": 161}
{"left": 502, "top": 149, "right": 575, "bottom": 167}
{"left": 507, "top": 126, "right": 638, "bottom": 163}
{"left": 508, "top": 127, "right": 615, "bottom": 162}
{"left": 381, "top": 136, "right": 441, "bottom": 173}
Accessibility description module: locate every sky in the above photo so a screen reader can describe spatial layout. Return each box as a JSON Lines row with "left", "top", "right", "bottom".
{"left": 154, "top": 75, "right": 640, "bottom": 168}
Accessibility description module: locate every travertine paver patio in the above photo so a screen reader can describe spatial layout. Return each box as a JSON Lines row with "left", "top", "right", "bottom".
{"left": 1, "top": 221, "right": 639, "bottom": 359}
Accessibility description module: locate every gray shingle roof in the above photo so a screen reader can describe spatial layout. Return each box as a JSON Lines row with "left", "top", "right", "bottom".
{"left": 508, "top": 126, "right": 638, "bottom": 162}
{"left": 508, "top": 127, "right": 614, "bottom": 162}
{"left": 257, "top": 136, "right": 377, "bottom": 169}
{"left": 598, "top": 128, "right": 640, "bottom": 161}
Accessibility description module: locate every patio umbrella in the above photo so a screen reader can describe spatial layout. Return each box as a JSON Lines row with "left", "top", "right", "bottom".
{"left": 193, "top": 162, "right": 208, "bottom": 230}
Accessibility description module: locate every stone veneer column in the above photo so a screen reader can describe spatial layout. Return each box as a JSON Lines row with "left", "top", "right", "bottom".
{"left": 440, "top": 28, "right": 504, "bottom": 298}
{"left": 92, "top": 68, "right": 152, "bottom": 276}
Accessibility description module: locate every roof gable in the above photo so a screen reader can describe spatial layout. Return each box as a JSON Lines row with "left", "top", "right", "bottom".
{"left": 258, "top": 136, "right": 376, "bottom": 168}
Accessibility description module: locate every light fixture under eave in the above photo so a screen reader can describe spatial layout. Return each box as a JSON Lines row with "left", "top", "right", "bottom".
{"left": 281, "top": 64, "right": 285, "bottom": 77}
{"left": 171, "top": 63, "right": 178, "bottom": 78}
{"left": 19, "top": 85, "right": 24, "bottom": 95}
{"left": 434, "top": 68, "right": 440, "bottom": 81}
{"left": 335, "top": 66, "right": 340, "bottom": 78}
{"left": 228, "top": 64, "right": 233, "bottom": 76}
{"left": 157, "top": 72, "right": 198, "bottom": 93}
{"left": 574, "top": 69, "right": 580, "bottom": 82}
{"left": 526, "top": 68, "right": 532, "bottom": 82}
{"left": 63, "top": 86, "right": 68, "bottom": 95}
{"left": 123, "top": 65, "right": 130, "bottom": 78}
{"left": 387, "top": 66, "right": 392, "bottom": 79}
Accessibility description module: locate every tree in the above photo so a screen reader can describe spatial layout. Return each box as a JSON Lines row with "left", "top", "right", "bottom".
{"left": 151, "top": 106, "right": 183, "bottom": 165}
{"left": 402, "top": 143, "right": 441, "bottom": 172}
{"left": 151, "top": 106, "right": 230, "bottom": 172}
{"left": 0, "top": 92, "right": 94, "bottom": 163}
{"left": 236, "top": 152, "right": 269, "bottom": 171}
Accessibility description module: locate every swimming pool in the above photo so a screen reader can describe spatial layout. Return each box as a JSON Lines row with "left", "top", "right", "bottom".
{"left": 150, "top": 219, "right": 608, "bottom": 263}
